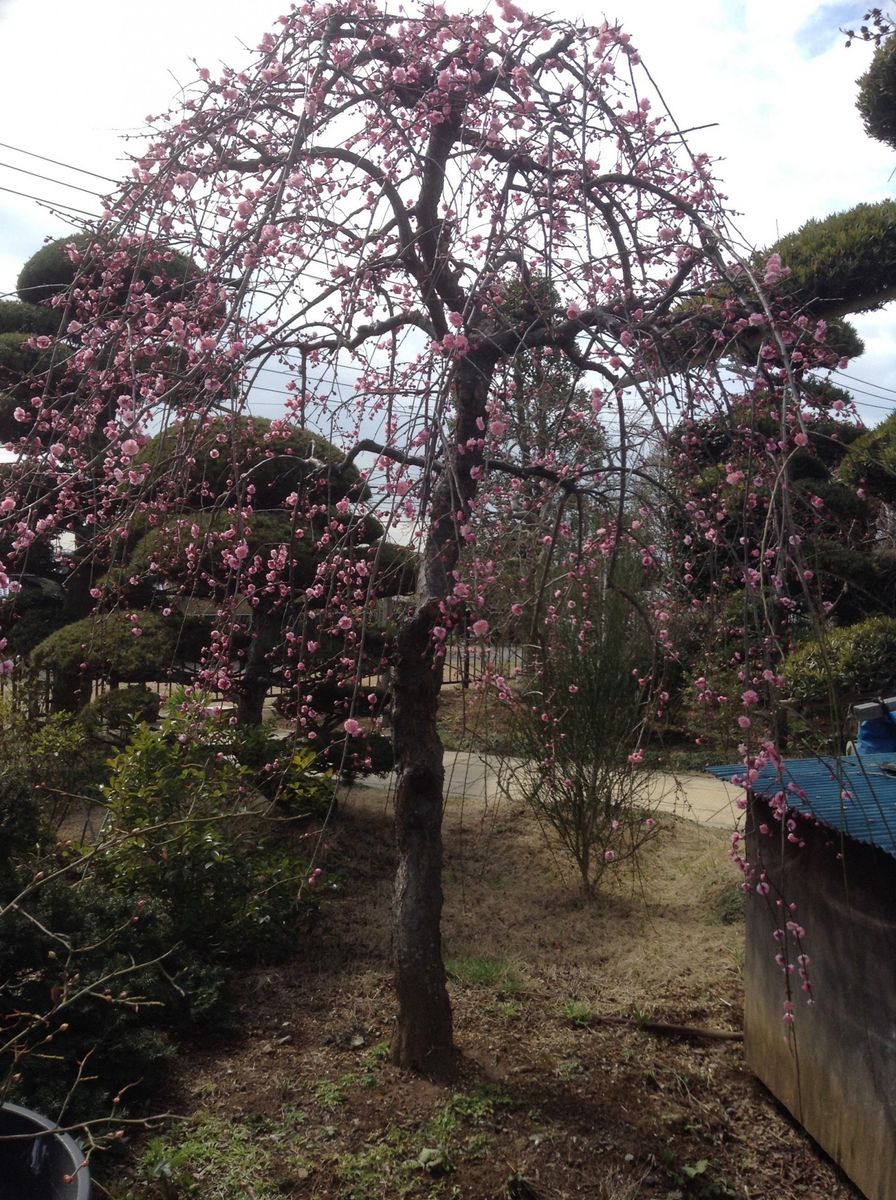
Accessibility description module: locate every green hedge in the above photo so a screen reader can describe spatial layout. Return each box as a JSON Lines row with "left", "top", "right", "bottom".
{"left": 785, "top": 616, "right": 896, "bottom": 706}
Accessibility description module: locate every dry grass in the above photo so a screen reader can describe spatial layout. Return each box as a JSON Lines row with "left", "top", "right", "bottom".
{"left": 120, "top": 779, "right": 862, "bottom": 1200}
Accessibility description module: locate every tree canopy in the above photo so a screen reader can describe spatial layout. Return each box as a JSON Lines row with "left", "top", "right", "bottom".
{"left": 0, "top": 1, "right": 843, "bottom": 1069}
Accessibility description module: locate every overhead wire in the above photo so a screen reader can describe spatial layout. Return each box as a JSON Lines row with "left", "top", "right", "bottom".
{"left": 4, "top": 143, "right": 896, "bottom": 423}
{"left": 0, "top": 183, "right": 99, "bottom": 219}
{"left": 0, "top": 141, "right": 118, "bottom": 183}
{"left": 833, "top": 369, "right": 896, "bottom": 398}
{"left": 0, "top": 160, "right": 106, "bottom": 198}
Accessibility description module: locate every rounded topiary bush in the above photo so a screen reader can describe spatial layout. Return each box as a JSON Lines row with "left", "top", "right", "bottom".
{"left": 0, "top": 330, "right": 44, "bottom": 377}
{"left": 784, "top": 616, "right": 896, "bottom": 708}
{"left": 136, "top": 415, "right": 368, "bottom": 508}
{"left": 858, "top": 35, "right": 896, "bottom": 151}
{"left": 17, "top": 233, "right": 198, "bottom": 308}
{"left": 840, "top": 410, "right": 896, "bottom": 504}
{"left": 0, "top": 299, "right": 62, "bottom": 336}
{"left": 80, "top": 684, "right": 162, "bottom": 743}
{"left": 31, "top": 610, "right": 177, "bottom": 684}
{"left": 767, "top": 200, "right": 896, "bottom": 317}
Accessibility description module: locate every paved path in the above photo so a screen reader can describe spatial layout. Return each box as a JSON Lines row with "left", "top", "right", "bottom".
{"left": 342, "top": 750, "right": 742, "bottom": 829}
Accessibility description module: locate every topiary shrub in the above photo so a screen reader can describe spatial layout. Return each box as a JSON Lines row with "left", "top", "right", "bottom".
{"left": 135, "top": 415, "right": 368, "bottom": 509}
{"left": 31, "top": 610, "right": 177, "bottom": 684}
{"left": 16, "top": 233, "right": 198, "bottom": 310}
{"left": 2, "top": 601, "right": 70, "bottom": 657}
{"left": 784, "top": 616, "right": 896, "bottom": 709}
{"left": 840, "top": 410, "right": 896, "bottom": 504}
{"left": 79, "top": 684, "right": 162, "bottom": 746}
{"left": 767, "top": 200, "right": 896, "bottom": 318}
{"left": 0, "top": 299, "right": 62, "bottom": 336}
{"left": 857, "top": 34, "right": 896, "bottom": 151}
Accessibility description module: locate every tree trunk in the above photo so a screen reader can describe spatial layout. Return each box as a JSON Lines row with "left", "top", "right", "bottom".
{"left": 49, "top": 665, "right": 85, "bottom": 714}
{"left": 389, "top": 609, "right": 453, "bottom": 1069}
{"left": 388, "top": 354, "right": 496, "bottom": 1070}
{"left": 236, "top": 609, "right": 280, "bottom": 726}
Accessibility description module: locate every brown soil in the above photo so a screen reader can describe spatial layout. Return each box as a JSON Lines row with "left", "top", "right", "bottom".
{"left": 437, "top": 683, "right": 519, "bottom": 751}
{"left": 151, "top": 783, "right": 859, "bottom": 1200}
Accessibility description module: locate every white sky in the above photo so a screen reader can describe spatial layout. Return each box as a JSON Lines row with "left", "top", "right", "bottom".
{"left": 0, "top": 0, "right": 893, "bottom": 425}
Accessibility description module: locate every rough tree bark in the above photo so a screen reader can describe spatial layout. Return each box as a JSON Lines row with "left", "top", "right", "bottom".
{"left": 390, "top": 355, "right": 495, "bottom": 1068}
{"left": 237, "top": 609, "right": 281, "bottom": 727}
{"left": 390, "top": 605, "right": 452, "bottom": 1068}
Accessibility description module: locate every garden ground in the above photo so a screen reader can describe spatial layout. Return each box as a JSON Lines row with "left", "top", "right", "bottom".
{"left": 119, "top": 777, "right": 860, "bottom": 1200}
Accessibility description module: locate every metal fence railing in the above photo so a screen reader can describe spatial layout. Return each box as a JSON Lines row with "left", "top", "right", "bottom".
{"left": 441, "top": 637, "right": 528, "bottom": 688}
{"left": 0, "top": 637, "right": 530, "bottom": 719}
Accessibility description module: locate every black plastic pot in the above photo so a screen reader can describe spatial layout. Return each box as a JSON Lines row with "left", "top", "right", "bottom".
{"left": 0, "top": 1102, "right": 90, "bottom": 1200}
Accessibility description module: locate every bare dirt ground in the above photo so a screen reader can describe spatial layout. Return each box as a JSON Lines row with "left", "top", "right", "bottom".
{"left": 149, "top": 781, "right": 860, "bottom": 1200}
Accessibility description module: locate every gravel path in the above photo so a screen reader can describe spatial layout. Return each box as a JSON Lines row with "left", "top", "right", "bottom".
{"left": 342, "top": 749, "right": 742, "bottom": 828}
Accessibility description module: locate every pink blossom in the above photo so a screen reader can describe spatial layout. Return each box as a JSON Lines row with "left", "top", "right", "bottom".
{"left": 344, "top": 718, "right": 363, "bottom": 736}
{"left": 763, "top": 252, "right": 787, "bottom": 286}
{"left": 471, "top": 619, "right": 489, "bottom": 637}
{"left": 121, "top": 438, "right": 140, "bottom": 456}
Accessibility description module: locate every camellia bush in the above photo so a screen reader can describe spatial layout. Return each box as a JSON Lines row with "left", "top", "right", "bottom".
{"left": 0, "top": 707, "right": 328, "bottom": 1124}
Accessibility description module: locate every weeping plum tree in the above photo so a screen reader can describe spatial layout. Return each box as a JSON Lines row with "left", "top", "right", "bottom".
{"left": 0, "top": 2, "right": 828, "bottom": 1069}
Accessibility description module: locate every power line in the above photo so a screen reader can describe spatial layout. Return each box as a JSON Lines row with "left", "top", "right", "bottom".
{"left": 838, "top": 388, "right": 896, "bottom": 412}
{"left": 833, "top": 369, "right": 896, "bottom": 399}
{"left": 0, "top": 183, "right": 98, "bottom": 219}
{"left": 3, "top": 140, "right": 896, "bottom": 422}
{"left": 0, "top": 141, "right": 118, "bottom": 184}
{"left": 0, "top": 160, "right": 105, "bottom": 198}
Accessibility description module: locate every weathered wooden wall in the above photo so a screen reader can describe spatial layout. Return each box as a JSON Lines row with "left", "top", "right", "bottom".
{"left": 746, "top": 796, "right": 896, "bottom": 1200}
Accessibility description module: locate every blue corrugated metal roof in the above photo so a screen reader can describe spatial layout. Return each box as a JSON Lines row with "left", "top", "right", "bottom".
{"left": 705, "top": 753, "right": 896, "bottom": 859}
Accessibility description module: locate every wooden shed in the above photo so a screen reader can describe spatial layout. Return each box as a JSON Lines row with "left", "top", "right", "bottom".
{"left": 706, "top": 753, "right": 896, "bottom": 1200}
